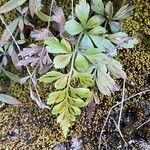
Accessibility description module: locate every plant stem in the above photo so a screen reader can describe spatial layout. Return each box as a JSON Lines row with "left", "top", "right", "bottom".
{"left": 66, "top": 32, "right": 83, "bottom": 89}
{"left": 118, "top": 78, "right": 126, "bottom": 127}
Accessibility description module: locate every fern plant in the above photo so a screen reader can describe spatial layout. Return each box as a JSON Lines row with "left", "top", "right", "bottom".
{"left": 39, "top": 0, "right": 138, "bottom": 137}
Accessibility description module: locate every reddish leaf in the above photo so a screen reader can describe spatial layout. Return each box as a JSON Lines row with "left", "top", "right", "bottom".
{"left": 11, "top": 50, "right": 21, "bottom": 70}
{"left": 29, "top": 86, "right": 50, "bottom": 109}
{"left": 18, "top": 18, "right": 24, "bottom": 32}
{"left": 29, "top": 0, "right": 36, "bottom": 17}
{"left": 52, "top": 6, "right": 66, "bottom": 33}
{"left": 18, "top": 45, "right": 42, "bottom": 57}
{"left": 30, "top": 28, "right": 53, "bottom": 41}
{"left": 17, "top": 57, "right": 39, "bottom": 67}
{"left": 0, "top": 94, "right": 22, "bottom": 105}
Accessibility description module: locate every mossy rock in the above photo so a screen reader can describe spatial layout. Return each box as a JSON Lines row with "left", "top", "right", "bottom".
{"left": 0, "top": 0, "right": 150, "bottom": 149}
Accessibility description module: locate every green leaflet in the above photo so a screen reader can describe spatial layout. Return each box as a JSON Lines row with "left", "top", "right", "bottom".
{"left": 0, "top": 0, "right": 27, "bottom": 14}
{"left": 82, "top": 48, "right": 102, "bottom": 63}
{"left": 65, "top": 20, "right": 83, "bottom": 35}
{"left": 52, "top": 100, "right": 66, "bottom": 115}
{"left": 80, "top": 34, "right": 94, "bottom": 49}
{"left": 53, "top": 54, "right": 72, "bottom": 69}
{"left": 59, "top": 112, "right": 72, "bottom": 137}
{"left": 113, "top": 4, "right": 134, "bottom": 20}
{"left": 69, "top": 105, "right": 81, "bottom": 116}
{"left": 75, "top": 0, "right": 90, "bottom": 26}
{"left": 74, "top": 71, "right": 94, "bottom": 87}
{"left": 54, "top": 75, "right": 68, "bottom": 89}
{"left": 39, "top": 71, "right": 69, "bottom": 89}
{"left": 75, "top": 52, "right": 89, "bottom": 71}
{"left": 109, "top": 21, "right": 121, "bottom": 33}
{"left": 61, "top": 39, "right": 72, "bottom": 52}
{"left": 91, "top": 0, "right": 104, "bottom": 15}
{"left": 47, "top": 90, "right": 66, "bottom": 105}
{"left": 96, "top": 70, "right": 119, "bottom": 95}
{"left": 35, "top": 10, "right": 51, "bottom": 22}
{"left": 108, "top": 32, "right": 139, "bottom": 48}
{"left": 45, "top": 37, "right": 71, "bottom": 54}
{"left": 89, "top": 35, "right": 116, "bottom": 55}
{"left": 0, "top": 47, "right": 4, "bottom": 52}
{"left": 39, "top": 71, "right": 65, "bottom": 83}
{"left": 88, "top": 26, "right": 107, "bottom": 35}
{"left": 70, "top": 87, "right": 92, "bottom": 99}
{"left": 119, "top": 38, "right": 139, "bottom": 48}
{"left": 105, "top": 1, "right": 114, "bottom": 18}
{"left": 106, "top": 58, "right": 126, "bottom": 79}
{"left": 86, "top": 15, "right": 101, "bottom": 29}
{"left": 69, "top": 97, "right": 85, "bottom": 107}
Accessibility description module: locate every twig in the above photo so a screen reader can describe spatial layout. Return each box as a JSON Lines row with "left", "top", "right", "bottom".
{"left": 136, "top": 119, "right": 150, "bottom": 130}
{"left": 110, "top": 117, "right": 127, "bottom": 146}
{"left": 98, "top": 88, "right": 150, "bottom": 149}
{"left": 118, "top": 79, "right": 126, "bottom": 127}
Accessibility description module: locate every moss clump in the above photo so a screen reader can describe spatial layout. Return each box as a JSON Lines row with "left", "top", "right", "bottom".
{"left": 122, "top": 0, "right": 150, "bottom": 35}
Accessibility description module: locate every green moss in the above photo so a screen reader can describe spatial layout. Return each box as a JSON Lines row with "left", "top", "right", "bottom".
{"left": 122, "top": 0, "right": 150, "bottom": 35}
